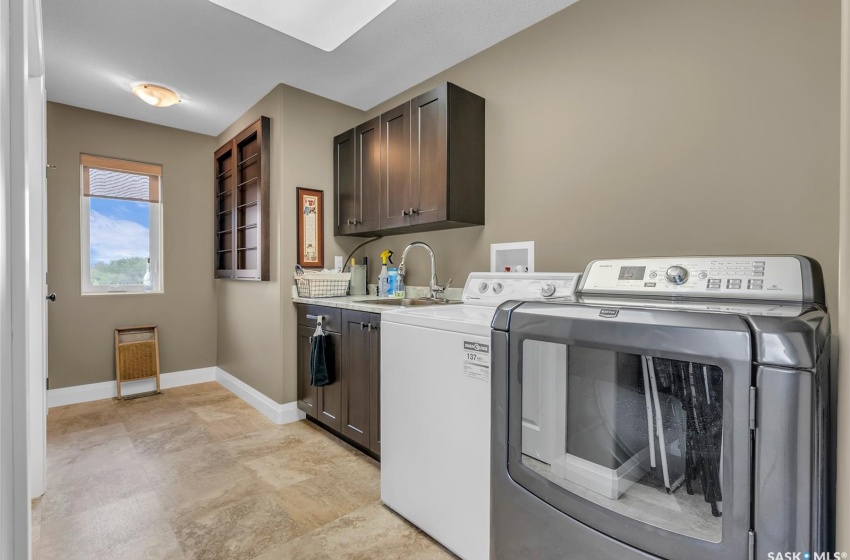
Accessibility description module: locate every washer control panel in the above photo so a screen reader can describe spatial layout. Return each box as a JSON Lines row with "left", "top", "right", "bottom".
{"left": 578, "top": 256, "right": 804, "bottom": 301}
{"left": 462, "top": 272, "right": 582, "bottom": 307}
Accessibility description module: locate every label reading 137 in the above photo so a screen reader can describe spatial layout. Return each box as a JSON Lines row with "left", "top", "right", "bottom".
{"left": 463, "top": 341, "right": 490, "bottom": 382}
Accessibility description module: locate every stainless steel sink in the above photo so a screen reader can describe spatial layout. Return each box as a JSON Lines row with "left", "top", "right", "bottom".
{"left": 359, "top": 298, "right": 461, "bottom": 307}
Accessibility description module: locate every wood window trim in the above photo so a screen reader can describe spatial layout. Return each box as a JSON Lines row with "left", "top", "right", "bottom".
{"left": 81, "top": 154, "right": 162, "bottom": 203}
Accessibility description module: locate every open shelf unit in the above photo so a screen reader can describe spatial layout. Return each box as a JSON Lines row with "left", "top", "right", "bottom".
{"left": 213, "top": 116, "right": 270, "bottom": 280}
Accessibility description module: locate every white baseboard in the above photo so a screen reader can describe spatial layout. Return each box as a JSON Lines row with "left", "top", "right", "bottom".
{"left": 215, "top": 367, "right": 306, "bottom": 425}
{"left": 46, "top": 366, "right": 305, "bottom": 427}
{"left": 47, "top": 367, "right": 217, "bottom": 408}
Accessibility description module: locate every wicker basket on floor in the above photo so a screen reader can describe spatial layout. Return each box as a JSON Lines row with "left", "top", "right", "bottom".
{"left": 115, "top": 325, "right": 161, "bottom": 398}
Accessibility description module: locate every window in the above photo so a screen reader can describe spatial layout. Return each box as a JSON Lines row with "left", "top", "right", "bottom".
{"left": 80, "top": 154, "right": 163, "bottom": 294}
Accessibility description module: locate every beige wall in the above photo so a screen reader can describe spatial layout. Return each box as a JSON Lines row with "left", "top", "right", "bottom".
{"left": 251, "top": 0, "right": 839, "bottom": 405}
{"left": 346, "top": 0, "right": 841, "bottom": 318}
{"left": 216, "top": 85, "right": 362, "bottom": 403}
{"left": 46, "top": 103, "right": 218, "bottom": 389}
{"left": 215, "top": 86, "right": 285, "bottom": 401}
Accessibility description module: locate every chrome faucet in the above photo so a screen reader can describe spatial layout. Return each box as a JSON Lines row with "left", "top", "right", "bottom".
{"left": 397, "top": 242, "right": 452, "bottom": 300}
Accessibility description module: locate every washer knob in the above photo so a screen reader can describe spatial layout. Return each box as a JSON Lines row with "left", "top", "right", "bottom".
{"left": 665, "top": 266, "right": 690, "bottom": 285}
{"left": 492, "top": 282, "right": 504, "bottom": 295}
{"left": 478, "top": 281, "right": 489, "bottom": 294}
{"left": 540, "top": 282, "right": 556, "bottom": 297}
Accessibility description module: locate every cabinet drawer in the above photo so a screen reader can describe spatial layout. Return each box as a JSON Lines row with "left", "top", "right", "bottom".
{"left": 296, "top": 304, "right": 342, "bottom": 333}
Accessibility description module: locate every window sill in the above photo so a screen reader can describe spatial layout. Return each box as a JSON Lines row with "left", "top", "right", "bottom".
{"left": 81, "top": 290, "right": 164, "bottom": 296}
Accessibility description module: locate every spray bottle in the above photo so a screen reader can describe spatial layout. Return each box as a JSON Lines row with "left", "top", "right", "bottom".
{"left": 378, "top": 250, "right": 393, "bottom": 297}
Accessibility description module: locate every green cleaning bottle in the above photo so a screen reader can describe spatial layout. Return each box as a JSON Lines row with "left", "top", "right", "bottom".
{"left": 378, "top": 250, "right": 393, "bottom": 297}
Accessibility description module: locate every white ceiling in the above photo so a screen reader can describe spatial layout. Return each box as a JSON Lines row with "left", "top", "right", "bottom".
{"left": 43, "top": 0, "right": 578, "bottom": 136}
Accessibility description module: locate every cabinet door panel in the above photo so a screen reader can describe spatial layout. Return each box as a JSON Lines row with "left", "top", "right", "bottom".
{"left": 355, "top": 117, "right": 381, "bottom": 233}
{"left": 411, "top": 85, "right": 448, "bottom": 224}
{"left": 317, "top": 332, "right": 343, "bottom": 431}
{"left": 369, "top": 316, "right": 381, "bottom": 455}
{"left": 380, "top": 102, "right": 411, "bottom": 230}
{"left": 214, "top": 142, "right": 235, "bottom": 278}
{"left": 232, "top": 117, "right": 270, "bottom": 280}
{"left": 335, "top": 129, "right": 356, "bottom": 235}
{"left": 342, "top": 311, "right": 372, "bottom": 447}
{"left": 297, "top": 325, "right": 318, "bottom": 418}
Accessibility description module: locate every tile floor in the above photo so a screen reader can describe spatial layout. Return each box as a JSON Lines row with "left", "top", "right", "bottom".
{"left": 35, "top": 382, "right": 455, "bottom": 560}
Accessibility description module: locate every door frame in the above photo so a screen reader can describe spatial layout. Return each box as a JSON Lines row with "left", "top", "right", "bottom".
{"left": 1, "top": 0, "right": 42, "bottom": 556}
{"left": 838, "top": 0, "right": 850, "bottom": 551}
{"left": 25, "top": 5, "right": 46, "bottom": 500}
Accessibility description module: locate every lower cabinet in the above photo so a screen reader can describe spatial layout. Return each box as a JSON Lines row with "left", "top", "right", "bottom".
{"left": 341, "top": 310, "right": 381, "bottom": 454}
{"left": 296, "top": 304, "right": 381, "bottom": 457}
{"left": 296, "top": 324, "right": 342, "bottom": 432}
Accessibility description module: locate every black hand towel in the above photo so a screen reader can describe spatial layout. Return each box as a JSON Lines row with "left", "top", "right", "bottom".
{"left": 310, "top": 334, "right": 330, "bottom": 387}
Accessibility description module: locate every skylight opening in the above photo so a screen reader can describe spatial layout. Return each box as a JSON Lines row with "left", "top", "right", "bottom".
{"left": 207, "top": 0, "right": 398, "bottom": 52}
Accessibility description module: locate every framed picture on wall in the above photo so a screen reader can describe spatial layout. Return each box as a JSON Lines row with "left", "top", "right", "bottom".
{"left": 296, "top": 187, "right": 324, "bottom": 268}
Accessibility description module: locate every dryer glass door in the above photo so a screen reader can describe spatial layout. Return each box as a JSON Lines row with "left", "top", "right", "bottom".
{"left": 521, "top": 342, "right": 724, "bottom": 542}
{"left": 504, "top": 303, "right": 752, "bottom": 560}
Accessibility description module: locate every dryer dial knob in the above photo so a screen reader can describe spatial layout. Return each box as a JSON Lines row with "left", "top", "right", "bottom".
{"left": 540, "top": 282, "right": 556, "bottom": 297}
{"left": 665, "top": 266, "right": 690, "bottom": 285}
{"left": 478, "top": 281, "right": 489, "bottom": 294}
{"left": 492, "top": 282, "right": 504, "bottom": 295}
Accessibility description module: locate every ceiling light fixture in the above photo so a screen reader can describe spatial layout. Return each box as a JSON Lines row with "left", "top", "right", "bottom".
{"left": 207, "top": 0, "right": 397, "bottom": 52}
{"left": 131, "top": 84, "right": 181, "bottom": 108}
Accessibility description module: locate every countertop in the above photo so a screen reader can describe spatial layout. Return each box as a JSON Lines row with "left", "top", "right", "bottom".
{"left": 291, "top": 285, "right": 463, "bottom": 314}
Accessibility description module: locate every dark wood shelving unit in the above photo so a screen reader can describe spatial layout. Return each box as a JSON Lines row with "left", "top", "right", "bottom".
{"left": 213, "top": 116, "right": 270, "bottom": 280}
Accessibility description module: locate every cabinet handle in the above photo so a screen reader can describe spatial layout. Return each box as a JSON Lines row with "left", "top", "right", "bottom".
{"left": 409, "top": 208, "right": 419, "bottom": 215}
{"left": 360, "top": 322, "right": 366, "bottom": 330}
{"left": 402, "top": 210, "right": 409, "bottom": 217}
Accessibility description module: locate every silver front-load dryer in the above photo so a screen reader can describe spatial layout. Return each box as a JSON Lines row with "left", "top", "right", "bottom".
{"left": 490, "top": 256, "right": 833, "bottom": 560}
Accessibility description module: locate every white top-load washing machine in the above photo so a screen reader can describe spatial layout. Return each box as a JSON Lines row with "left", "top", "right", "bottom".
{"left": 380, "top": 272, "right": 581, "bottom": 560}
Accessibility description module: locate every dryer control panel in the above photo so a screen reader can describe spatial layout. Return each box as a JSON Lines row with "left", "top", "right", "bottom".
{"left": 462, "top": 272, "right": 582, "bottom": 307}
{"left": 578, "top": 256, "right": 804, "bottom": 301}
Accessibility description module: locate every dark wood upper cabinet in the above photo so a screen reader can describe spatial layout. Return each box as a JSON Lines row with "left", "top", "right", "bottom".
{"left": 355, "top": 117, "right": 381, "bottom": 233}
{"left": 214, "top": 116, "right": 270, "bottom": 280}
{"left": 413, "top": 83, "right": 485, "bottom": 229}
{"left": 380, "top": 101, "right": 411, "bottom": 230}
{"left": 334, "top": 118, "right": 381, "bottom": 236}
{"left": 334, "top": 129, "right": 356, "bottom": 236}
{"left": 335, "top": 82, "right": 485, "bottom": 237}
{"left": 410, "top": 86, "right": 449, "bottom": 226}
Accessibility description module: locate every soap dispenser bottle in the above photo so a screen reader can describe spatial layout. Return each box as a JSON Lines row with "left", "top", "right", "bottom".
{"left": 378, "top": 250, "right": 393, "bottom": 297}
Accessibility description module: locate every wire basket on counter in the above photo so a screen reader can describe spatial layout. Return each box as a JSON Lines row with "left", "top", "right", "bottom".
{"left": 294, "top": 270, "right": 351, "bottom": 298}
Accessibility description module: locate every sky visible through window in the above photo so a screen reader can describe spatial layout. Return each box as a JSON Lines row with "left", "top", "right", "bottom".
{"left": 89, "top": 197, "right": 150, "bottom": 285}
{"left": 90, "top": 198, "right": 150, "bottom": 263}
